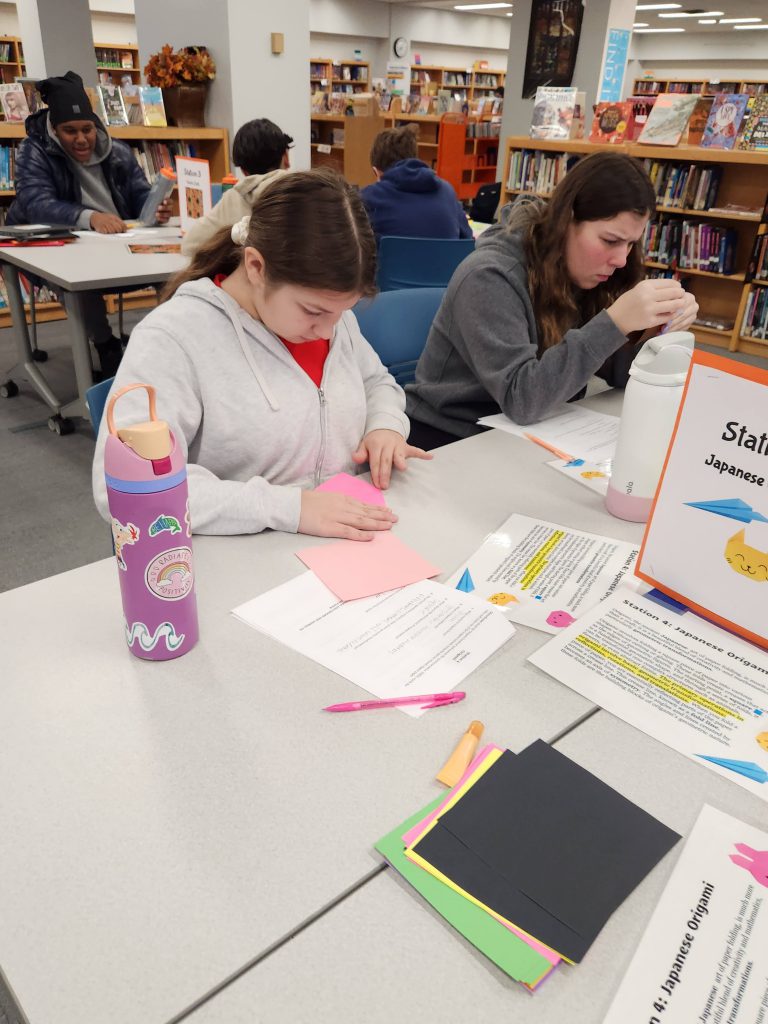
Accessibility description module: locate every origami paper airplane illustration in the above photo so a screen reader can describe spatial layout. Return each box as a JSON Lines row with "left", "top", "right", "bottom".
{"left": 684, "top": 498, "right": 768, "bottom": 524}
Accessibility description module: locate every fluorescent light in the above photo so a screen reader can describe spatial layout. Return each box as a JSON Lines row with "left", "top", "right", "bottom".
{"left": 659, "top": 10, "right": 723, "bottom": 17}
{"left": 698, "top": 18, "right": 717, "bottom": 23}
{"left": 633, "top": 21, "right": 649, "bottom": 26}
{"left": 633, "top": 26, "right": 685, "bottom": 32}
{"left": 734, "top": 23, "right": 768, "bottom": 28}
{"left": 454, "top": 2, "right": 512, "bottom": 8}
{"left": 718, "top": 16, "right": 762, "bottom": 22}
{"left": 635, "top": 4, "right": 681, "bottom": 9}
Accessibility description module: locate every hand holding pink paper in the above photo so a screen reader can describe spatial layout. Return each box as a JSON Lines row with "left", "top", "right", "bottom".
{"left": 315, "top": 472, "right": 386, "bottom": 506}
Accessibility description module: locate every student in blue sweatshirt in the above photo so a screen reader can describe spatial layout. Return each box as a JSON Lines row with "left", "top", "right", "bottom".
{"left": 360, "top": 124, "right": 472, "bottom": 241}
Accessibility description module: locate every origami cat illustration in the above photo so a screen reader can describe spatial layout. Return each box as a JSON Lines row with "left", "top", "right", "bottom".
{"left": 724, "top": 529, "right": 768, "bottom": 582}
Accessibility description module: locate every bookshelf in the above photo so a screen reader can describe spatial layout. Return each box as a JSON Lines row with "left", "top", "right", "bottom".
{"left": 632, "top": 77, "right": 768, "bottom": 97}
{"left": 0, "top": 36, "right": 24, "bottom": 86}
{"left": 95, "top": 43, "right": 141, "bottom": 85}
{"left": 0, "top": 123, "right": 229, "bottom": 327}
{"left": 310, "top": 112, "right": 384, "bottom": 186}
{"left": 409, "top": 65, "right": 505, "bottom": 104}
{"left": 310, "top": 58, "right": 370, "bottom": 98}
{"left": 500, "top": 136, "right": 768, "bottom": 360}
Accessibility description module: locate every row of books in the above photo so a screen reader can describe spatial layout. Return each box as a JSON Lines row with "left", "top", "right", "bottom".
{"left": 132, "top": 140, "right": 197, "bottom": 182}
{"left": 0, "top": 143, "right": 19, "bottom": 190}
{"left": 0, "top": 79, "right": 168, "bottom": 127}
{"left": 94, "top": 47, "right": 135, "bottom": 70}
{"left": 641, "top": 160, "right": 722, "bottom": 211}
{"left": 444, "top": 72, "right": 469, "bottom": 87}
{"left": 0, "top": 43, "right": 15, "bottom": 63}
{"left": 466, "top": 119, "right": 501, "bottom": 138}
{"left": 740, "top": 286, "right": 768, "bottom": 340}
{"left": 587, "top": 92, "right": 768, "bottom": 151}
{"left": 0, "top": 270, "right": 58, "bottom": 311}
{"left": 507, "top": 150, "right": 567, "bottom": 195}
{"left": 644, "top": 217, "right": 737, "bottom": 275}
{"left": 747, "top": 234, "right": 768, "bottom": 282}
{"left": 473, "top": 74, "right": 500, "bottom": 88}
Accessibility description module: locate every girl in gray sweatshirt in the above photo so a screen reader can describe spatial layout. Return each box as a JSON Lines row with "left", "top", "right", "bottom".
{"left": 93, "top": 170, "right": 431, "bottom": 539}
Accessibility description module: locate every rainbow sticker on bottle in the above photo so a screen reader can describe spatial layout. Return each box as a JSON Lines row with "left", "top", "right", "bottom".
{"left": 145, "top": 546, "right": 194, "bottom": 601}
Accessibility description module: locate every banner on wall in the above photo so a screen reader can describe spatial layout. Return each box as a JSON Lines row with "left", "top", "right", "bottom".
{"left": 598, "top": 28, "right": 631, "bottom": 104}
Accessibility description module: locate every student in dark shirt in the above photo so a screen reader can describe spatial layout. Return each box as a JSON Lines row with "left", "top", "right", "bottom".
{"left": 360, "top": 124, "right": 472, "bottom": 241}
{"left": 8, "top": 71, "right": 170, "bottom": 376}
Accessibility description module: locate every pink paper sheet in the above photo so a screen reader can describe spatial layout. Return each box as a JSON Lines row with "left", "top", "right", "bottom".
{"left": 403, "top": 742, "right": 561, "bottom": 968}
{"left": 296, "top": 531, "right": 441, "bottom": 602}
{"left": 315, "top": 472, "right": 385, "bottom": 506}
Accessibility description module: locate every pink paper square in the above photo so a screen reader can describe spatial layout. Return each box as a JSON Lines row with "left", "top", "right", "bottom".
{"left": 296, "top": 531, "right": 441, "bottom": 602}
{"left": 315, "top": 472, "right": 385, "bottom": 506}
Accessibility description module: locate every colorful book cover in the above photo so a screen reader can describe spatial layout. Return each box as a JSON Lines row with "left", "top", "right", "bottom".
{"left": 700, "top": 93, "right": 749, "bottom": 149}
{"left": 138, "top": 86, "right": 167, "bottom": 127}
{"left": 637, "top": 93, "right": 699, "bottom": 146}
{"left": 530, "top": 86, "right": 577, "bottom": 140}
{"left": 683, "top": 95, "right": 714, "bottom": 146}
{"left": 0, "top": 83, "right": 30, "bottom": 123}
{"left": 98, "top": 85, "right": 128, "bottom": 126}
{"left": 589, "top": 101, "right": 633, "bottom": 144}
{"left": 175, "top": 155, "right": 211, "bottom": 235}
{"left": 737, "top": 94, "right": 768, "bottom": 151}
{"left": 84, "top": 85, "right": 107, "bottom": 124}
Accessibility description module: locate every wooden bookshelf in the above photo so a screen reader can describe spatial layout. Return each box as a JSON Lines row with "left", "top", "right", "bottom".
{"left": 0, "top": 36, "right": 24, "bottom": 87}
{"left": 409, "top": 65, "right": 505, "bottom": 104}
{"left": 310, "top": 58, "right": 370, "bottom": 99}
{"left": 0, "top": 123, "right": 229, "bottom": 328}
{"left": 94, "top": 43, "right": 141, "bottom": 85}
{"left": 632, "top": 77, "right": 768, "bottom": 97}
{"left": 500, "top": 136, "right": 768, "bottom": 360}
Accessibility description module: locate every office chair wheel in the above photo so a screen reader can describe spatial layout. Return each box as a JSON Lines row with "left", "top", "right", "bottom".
{"left": 31, "top": 348, "right": 49, "bottom": 363}
{"left": 48, "top": 414, "right": 74, "bottom": 436}
{"left": 0, "top": 379, "right": 19, "bottom": 398}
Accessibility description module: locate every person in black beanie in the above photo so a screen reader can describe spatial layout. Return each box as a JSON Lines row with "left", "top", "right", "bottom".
{"left": 7, "top": 71, "right": 172, "bottom": 376}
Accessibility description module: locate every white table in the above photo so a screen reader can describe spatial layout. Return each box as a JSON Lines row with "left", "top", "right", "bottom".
{"left": 0, "top": 412, "right": 638, "bottom": 1024}
{"left": 184, "top": 713, "right": 767, "bottom": 1024}
{"left": 0, "top": 231, "right": 186, "bottom": 427}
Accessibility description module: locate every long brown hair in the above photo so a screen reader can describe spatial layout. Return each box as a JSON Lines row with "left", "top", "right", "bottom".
{"left": 518, "top": 152, "right": 656, "bottom": 352}
{"left": 163, "top": 167, "right": 377, "bottom": 300}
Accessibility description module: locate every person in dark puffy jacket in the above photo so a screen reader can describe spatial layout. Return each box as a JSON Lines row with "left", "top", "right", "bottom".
{"left": 7, "top": 71, "right": 170, "bottom": 376}
{"left": 360, "top": 124, "right": 472, "bottom": 241}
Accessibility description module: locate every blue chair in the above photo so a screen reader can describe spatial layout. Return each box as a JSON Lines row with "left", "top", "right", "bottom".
{"left": 352, "top": 288, "right": 445, "bottom": 387}
{"left": 85, "top": 376, "right": 115, "bottom": 438}
{"left": 376, "top": 236, "right": 475, "bottom": 291}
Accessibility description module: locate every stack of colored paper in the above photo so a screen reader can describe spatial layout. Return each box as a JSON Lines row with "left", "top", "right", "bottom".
{"left": 375, "top": 740, "right": 680, "bottom": 990}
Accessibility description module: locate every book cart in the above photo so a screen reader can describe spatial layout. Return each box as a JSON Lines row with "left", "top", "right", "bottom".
{"left": 500, "top": 136, "right": 768, "bottom": 361}
{"left": 0, "top": 123, "right": 229, "bottom": 328}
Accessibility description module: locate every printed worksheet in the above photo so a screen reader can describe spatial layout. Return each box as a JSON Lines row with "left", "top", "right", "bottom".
{"left": 232, "top": 574, "right": 514, "bottom": 716}
{"left": 529, "top": 591, "right": 768, "bottom": 800}
{"left": 604, "top": 804, "right": 768, "bottom": 1023}
{"left": 446, "top": 514, "right": 639, "bottom": 633}
{"left": 477, "top": 405, "right": 619, "bottom": 464}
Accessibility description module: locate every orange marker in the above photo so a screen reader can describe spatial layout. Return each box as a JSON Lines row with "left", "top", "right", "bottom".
{"left": 436, "top": 720, "right": 484, "bottom": 787}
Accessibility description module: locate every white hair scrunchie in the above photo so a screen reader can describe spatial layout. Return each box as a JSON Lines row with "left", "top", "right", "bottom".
{"left": 231, "top": 215, "right": 249, "bottom": 246}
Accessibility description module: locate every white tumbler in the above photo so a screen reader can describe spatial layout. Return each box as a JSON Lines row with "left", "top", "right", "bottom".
{"left": 605, "top": 331, "right": 695, "bottom": 523}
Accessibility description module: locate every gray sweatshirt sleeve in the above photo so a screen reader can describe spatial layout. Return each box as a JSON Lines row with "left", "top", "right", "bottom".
{"left": 450, "top": 264, "right": 629, "bottom": 425}
{"left": 91, "top": 327, "right": 301, "bottom": 536}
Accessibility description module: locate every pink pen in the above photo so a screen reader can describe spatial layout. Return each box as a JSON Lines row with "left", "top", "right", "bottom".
{"left": 324, "top": 691, "right": 466, "bottom": 712}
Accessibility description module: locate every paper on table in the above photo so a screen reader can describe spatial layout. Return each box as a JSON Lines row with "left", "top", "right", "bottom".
{"left": 445, "top": 513, "right": 640, "bottom": 634}
{"left": 478, "top": 405, "right": 619, "bottom": 465}
{"left": 296, "top": 531, "right": 441, "bottom": 602}
{"left": 375, "top": 797, "right": 557, "bottom": 989}
{"left": 547, "top": 458, "right": 610, "bottom": 496}
{"left": 604, "top": 804, "right": 768, "bottom": 1023}
{"left": 315, "top": 472, "right": 385, "bottom": 506}
{"left": 529, "top": 590, "right": 768, "bottom": 802}
{"left": 232, "top": 574, "right": 514, "bottom": 717}
{"left": 401, "top": 743, "right": 562, "bottom": 967}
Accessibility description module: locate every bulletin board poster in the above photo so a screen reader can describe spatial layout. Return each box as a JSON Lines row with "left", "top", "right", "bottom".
{"left": 175, "top": 156, "right": 211, "bottom": 235}
{"left": 522, "top": 0, "right": 584, "bottom": 99}
{"left": 598, "top": 28, "right": 630, "bottom": 104}
{"left": 637, "top": 349, "right": 768, "bottom": 650}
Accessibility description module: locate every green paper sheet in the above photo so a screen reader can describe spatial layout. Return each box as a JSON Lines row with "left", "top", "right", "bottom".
{"left": 375, "top": 797, "right": 555, "bottom": 988}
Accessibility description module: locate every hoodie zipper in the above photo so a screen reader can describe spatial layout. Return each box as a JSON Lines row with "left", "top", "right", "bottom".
{"left": 313, "top": 386, "right": 328, "bottom": 487}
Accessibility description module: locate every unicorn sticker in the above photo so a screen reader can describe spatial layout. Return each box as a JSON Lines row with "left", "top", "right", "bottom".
{"left": 111, "top": 517, "right": 139, "bottom": 571}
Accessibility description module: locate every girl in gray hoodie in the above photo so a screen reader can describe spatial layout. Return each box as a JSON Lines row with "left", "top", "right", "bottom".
{"left": 93, "top": 169, "right": 430, "bottom": 539}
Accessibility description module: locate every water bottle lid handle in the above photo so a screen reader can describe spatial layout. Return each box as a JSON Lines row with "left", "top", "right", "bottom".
{"left": 106, "top": 383, "right": 172, "bottom": 460}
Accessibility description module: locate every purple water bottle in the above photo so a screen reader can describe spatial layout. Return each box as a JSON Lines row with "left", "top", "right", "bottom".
{"left": 104, "top": 383, "right": 199, "bottom": 660}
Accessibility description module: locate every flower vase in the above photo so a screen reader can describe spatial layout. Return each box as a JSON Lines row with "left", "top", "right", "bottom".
{"left": 162, "top": 84, "right": 208, "bottom": 127}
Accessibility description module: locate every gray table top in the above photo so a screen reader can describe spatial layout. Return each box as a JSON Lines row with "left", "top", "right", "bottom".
{"left": 0, "top": 404, "right": 640, "bottom": 1024}
{"left": 185, "top": 712, "right": 768, "bottom": 1024}
{"left": 0, "top": 231, "right": 186, "bottom": 291}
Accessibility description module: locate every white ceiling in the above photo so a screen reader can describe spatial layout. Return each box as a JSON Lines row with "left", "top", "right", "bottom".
{"left": 374, "top": 0, "right": 768, "bottom": 34}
